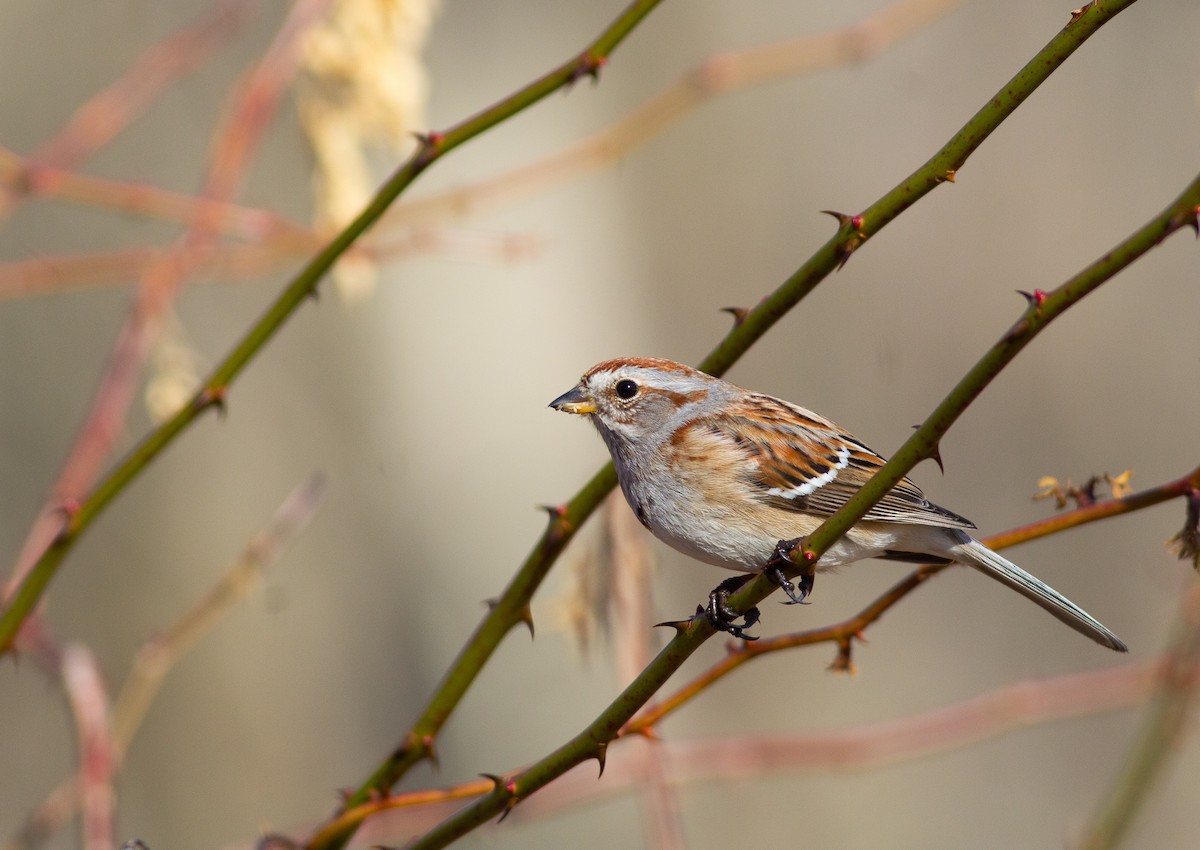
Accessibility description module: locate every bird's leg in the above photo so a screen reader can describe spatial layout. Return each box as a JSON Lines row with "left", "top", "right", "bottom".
{"left": 705, "top": 574, "right": 761, "bottom": 640}
{"left": 763, "top": 537, "right": 815, "bottom": 605}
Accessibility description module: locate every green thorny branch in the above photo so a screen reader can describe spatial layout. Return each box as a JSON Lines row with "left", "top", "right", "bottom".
{"left": 300, "top": 3, "right": 1155, "bottom": 849}
{"left": 400, "top": 171, "right": 1200, "bottom": 850}
{"left": 296, "top": 463, "right": 1200, "bottom": 850}
{"left": 0, "top": 0, "right": 666, "bottom": 649}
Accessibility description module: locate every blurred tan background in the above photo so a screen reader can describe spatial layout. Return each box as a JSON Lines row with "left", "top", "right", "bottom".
{"left": 2, "top": 1, "right": 1199, "bottom": 848}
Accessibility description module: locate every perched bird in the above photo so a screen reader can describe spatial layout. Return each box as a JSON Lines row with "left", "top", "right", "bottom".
{"left": 550, "top": 356, "right": 1126, "bottom": 652}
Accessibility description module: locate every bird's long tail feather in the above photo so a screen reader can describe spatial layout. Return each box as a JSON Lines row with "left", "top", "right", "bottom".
{"left": 950, "top": 539, "right": 1127, "bottom": 652}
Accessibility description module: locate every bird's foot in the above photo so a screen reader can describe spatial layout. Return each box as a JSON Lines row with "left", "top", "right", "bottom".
{"left": 764, "top": 537, "right": 815, "bottom": 605}
{"left": 704, "top": 574, "right": 761, "bottom": 640}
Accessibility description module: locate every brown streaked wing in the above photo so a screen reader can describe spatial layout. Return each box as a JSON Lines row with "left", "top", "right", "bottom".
{"left": 710, "top": 396, "right": 976, "bottom": 530}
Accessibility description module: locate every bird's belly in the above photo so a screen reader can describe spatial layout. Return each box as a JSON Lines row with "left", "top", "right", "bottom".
{"left": 622, "top": 475, "right": 903, "bottom": 572}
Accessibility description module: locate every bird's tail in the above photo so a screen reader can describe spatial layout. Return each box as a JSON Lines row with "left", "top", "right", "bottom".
{"left": 949, "top": 538, "right": 1128, "bottom": 652}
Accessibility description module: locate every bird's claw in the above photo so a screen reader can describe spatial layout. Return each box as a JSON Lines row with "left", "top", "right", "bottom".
{"left": 704, "top": 575, "right": 760, "bottom": 640}
{"left": 764, "top": 537, "right": 815, "bottom": 605}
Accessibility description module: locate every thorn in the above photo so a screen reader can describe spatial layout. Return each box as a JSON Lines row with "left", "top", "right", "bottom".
{"left": 721, "top": 306, "right": 750, "bottom": 327}
{"left": 1167, "top": 487, "right": 1200, "bottom": 569}
{"left": 918, "top": 430, "right": 945, "bottom": 473}
{"left": 480, "top": 772, "right": 505, "bottom": 792}
{"left": 594, "top": 741, "right": 608, "bottom": 778}
{"left": 837, "top": 238, "right": 863, "bottom": 269}
{"left": 480, "top": 775, "right": 520, "bottom": 822}
{"left": 481, "top": 772, "right": 520, "bottom": 820}
{"left": 943, "top": 169, "right": 957, "bottom": 183}
{"left": 1178, "top": 204, "right": 1200, "bottom": 237}
{"left": 819, "top": 211, "right": 865, "bottom": 268}
{"left": 198, "top": 385, "right": 228, "bottom": 417}
{"left": 1017, "top": 289, "right": 1048, "bottom": 313}
{"left": 410, "top": 130, "right": 445, "bottom": 168}
{"left": 497, "top": 796, "right": 520, "bottom": 823}
{"left": 517, "top": 602, "right": 535, "bottom": 639}
{"left": 422, "top": 735, "right": 439, "bottom": 770}
{"left": 654, "top": 614, "right": 693, "bottom": 633}
{"left": 412, "top": 130, "right": 444, "bottom": 148}
{"left": 1069, "top": 3, "right": 1092, "bottom": 23}
{"left": 568, "top": 53, "right": 607, "bottom": 86}
{"left": 538, "top": 504, "right": 571, "bottom": 540}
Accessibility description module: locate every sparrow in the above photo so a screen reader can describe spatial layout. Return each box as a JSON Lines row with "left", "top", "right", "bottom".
{"left": 550, "top": 356, "right": 1126, "bottom": 651}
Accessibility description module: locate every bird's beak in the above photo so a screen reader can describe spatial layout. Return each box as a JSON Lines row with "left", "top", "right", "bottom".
{"left": 549, "top": 384, "right": 597, "bottom": 415}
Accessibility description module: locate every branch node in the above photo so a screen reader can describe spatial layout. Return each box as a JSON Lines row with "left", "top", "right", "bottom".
{"left": 538, "top": 503, "right": 572, "bottom": 543}
{"left": 816, "top": 209, "right": 866, "bottom": 269}
{"left": 198, "top": 385, "right": 228, "bottom": 417}
{"left": 1175, "top": 204, "right": 1200, "bottom": 236}
{"left": 1167, "top": 487, "right": 1200, "bottom": 571}
{"left": 828, "top": 636, "right": 857, "bottom": 675}
{"left": 568, "top": 53, "right": 607, "bottom": 87}
{"left": 411, "top": 130, "right": 445, "bottom": 168}
{"left": 1017, "top": 288, "right": 1048, "bottom": 314}
{"left": 422, "top": 734, "right": 440, "bottom": 770}
{"left": 480, "top": 773, "right": 520, "bottom": 821}
{"left": 54, "top": 497, "right": 83, "bottom": 538}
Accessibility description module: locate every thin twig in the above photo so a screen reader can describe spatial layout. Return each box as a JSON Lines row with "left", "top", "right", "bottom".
{"left": 1074, "top": 581, "right": 1200, "bottom": 850}
{"left": 0, "top": 0, "right": 247, "bottom": 217}
{"left": 1, "top": 0, "right": 333, "bottom": 639}
{"left": 308, "top": 656, "right": 1175, "bottom": 843}
{"left": 0, "top": 0, "right": 960, "bottom": 291}
{"left": 380, "top": 0, "right": 964, "bottom": 233}
{"left": 61, "top": 646, "right": 115, "bottom": 850}
{"left": 5, "top": 475, "right": 325, "bottom": 850}
{"left": 624, "top": 465, "right": 1200, "bottom": 731}
{"left": 605, "top": 500, "right": 685, "bottom": 850}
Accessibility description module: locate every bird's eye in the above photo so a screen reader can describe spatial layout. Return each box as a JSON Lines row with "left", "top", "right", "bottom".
{"left": 615, "top": 379, "right": 639, "bottom": 400}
